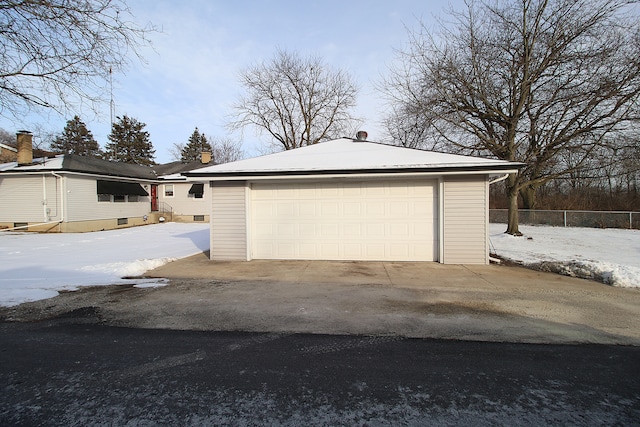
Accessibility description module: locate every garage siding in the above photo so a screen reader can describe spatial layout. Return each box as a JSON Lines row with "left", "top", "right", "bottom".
{"left": 442, "top": 176, "right": 488, "bottom": 264}
{"left": 210, "top": 181, "right": 248, "bottom": 260}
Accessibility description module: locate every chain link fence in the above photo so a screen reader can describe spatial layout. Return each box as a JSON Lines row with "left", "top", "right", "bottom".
{"left": 490, "top": 209, "right": 640, "bottom": 229}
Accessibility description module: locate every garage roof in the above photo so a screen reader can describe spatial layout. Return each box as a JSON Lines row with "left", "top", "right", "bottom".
{"left": 186, "top": 138, "right": 521, "bottom": 178}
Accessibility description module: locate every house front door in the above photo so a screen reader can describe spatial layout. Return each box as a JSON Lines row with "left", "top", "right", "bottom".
{"left": 151, "top": 184, "right": 158, "bottom": 211}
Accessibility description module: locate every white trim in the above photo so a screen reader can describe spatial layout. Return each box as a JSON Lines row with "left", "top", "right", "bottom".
{"left": 245, "top": 182, "right": 251, "bottom": 261}
{"left": 0, "top": 143, "right": 17, "bottom": 152}
{"left": 485, "top": 177, "right": 490, "bottom": 264}
{"left": 187, "top": 169, "right": 520, "bottom": 182}
{"left": 0, "top": 169, "right": 156, "bottom": 183}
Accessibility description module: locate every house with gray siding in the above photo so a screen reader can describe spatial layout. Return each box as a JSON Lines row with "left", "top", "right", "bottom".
{"left": 186, "top": 135, "right": 522, "bottom": 265}
{"left": 153, "top": 158, "right": 212, "bottom": 223}
{"left": 0, "top": 132, "right": 216, "bottom": 232}
{"left": 0, "top": 132, "right": 156, "bottom": 232}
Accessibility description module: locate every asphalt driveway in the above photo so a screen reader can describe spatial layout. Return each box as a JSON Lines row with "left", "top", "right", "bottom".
{"left": 2, "top": 252, "right": 639, "bottom": 345}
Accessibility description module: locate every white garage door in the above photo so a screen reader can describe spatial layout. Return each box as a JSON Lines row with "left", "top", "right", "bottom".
{"left": 251, "top": 180, "right": 438, "bottom": 261}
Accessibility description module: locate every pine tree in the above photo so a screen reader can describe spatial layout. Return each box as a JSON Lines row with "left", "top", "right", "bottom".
{"left": 180, "top": 127, "right": 212, "bottom": 163}
{"left": 50, "top": 116, "right": 102, "bottom": 156}
{"left": 104, "top": 115, "right": 155, "bottom": 165}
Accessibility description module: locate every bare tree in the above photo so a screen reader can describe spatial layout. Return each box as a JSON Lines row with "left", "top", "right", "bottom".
{"left": 0, "top": 0, "right": 154, "bottom": 120}
{"left": 0, "top": 128, "right": 13, "bottom": 146}
{"left": 230, "top": 49, "right": 359, "bottom": 151}
{"left": 382, "top": 0, "right": 640, "bottom": 235}
{"left": 168, "top": 142, "right": 185, "bottom": 162}
{"left": 168, "top": 135, "right": 243, "bottom": 164}
{"left": 211, "top": 136, "right": 244, "bottom": 164}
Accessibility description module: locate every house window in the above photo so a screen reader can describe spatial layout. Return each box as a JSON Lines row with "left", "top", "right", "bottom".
{"left": 193, "top": 215, "right": 205, "bottom": 222}
{"left": 188, "top": 183, "right": 204, "bottom": 199}
{"left": 117, "top": 218, "right": 128, "bottom": 225}
{"left": 96, "top": 180, "right": 148, "bottom": 203}
{"left": 164, "top": 184, "right": 174, "bottom": 197}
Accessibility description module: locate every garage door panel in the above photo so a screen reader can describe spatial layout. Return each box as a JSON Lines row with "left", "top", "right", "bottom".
{"left": 321, "top": 203, "right": 339, "bottom": 216}
{"left": 365, "top": 243, "right": 386, "bottom": 258}
{"left": 251, "top": 181, "right": 437, "bottom": 261}
{"left": 365, "top": 202, "right": 385, "bottom": 216}
{"left": 344, "top": 223, "right": 362, "bottom": 236}
{"left": 390, "top": 223, "right": 410, "bottom": 237}
{"left": 299, "top": 204, "right": 316, "bottom": 216}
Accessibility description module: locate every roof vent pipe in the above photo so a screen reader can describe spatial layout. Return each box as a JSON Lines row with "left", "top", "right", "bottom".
{"left": 355, "top": 131, "right": 368, "bottom": 141}
{"left": 16, "top": 130, "right": 33, "bottom": 165}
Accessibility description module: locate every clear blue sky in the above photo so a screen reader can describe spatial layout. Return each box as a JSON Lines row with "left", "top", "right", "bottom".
{"left": 0, "top": 0, "right": 462, "bottom": 163}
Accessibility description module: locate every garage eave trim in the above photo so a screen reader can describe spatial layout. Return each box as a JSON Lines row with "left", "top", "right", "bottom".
{"left": 186, "top": 167, "right": 521, "bottom": 181}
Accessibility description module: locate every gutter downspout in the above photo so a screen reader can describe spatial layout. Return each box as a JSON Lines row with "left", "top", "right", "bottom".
{"left": 42, "top": 175, "right": 48, "bottom": 222}
{"left": 489, "top": 174, "right": 509, "bottom": 185}
{"left": 50, "top": 172, "right": 64, "bottom": 222}
{"left": 51, "top": 172, "right": 64, "bottom": 232}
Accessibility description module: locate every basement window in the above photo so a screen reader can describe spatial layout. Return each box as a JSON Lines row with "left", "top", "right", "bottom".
{"left": 117, "top": 218, "right": 128, "bottom": 226}
{"left": 13, "top": 222, "right": 28, "bottom": 230}
{"left": 193, "top": 215, "right": 205, "bottom": 222}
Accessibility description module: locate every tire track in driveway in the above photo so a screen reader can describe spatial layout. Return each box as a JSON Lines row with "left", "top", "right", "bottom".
{"left": 298, "top": 335, "right": 402, "bottom": 354}
{"left": 118, "top": 350, "right": 207, "bottom": 379}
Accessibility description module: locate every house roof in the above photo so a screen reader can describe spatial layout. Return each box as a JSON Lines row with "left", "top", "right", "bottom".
{"left": 153, "top": 160, "right": 211, "bottom": 179}
{"left": 0, "top": 154, "right": 157, "bottom": 180}
{"left": 0, "top": 143, "right": 17, "bottom": 153}
{"left": 186, "top": 138, "right": 523, "bottom": 178}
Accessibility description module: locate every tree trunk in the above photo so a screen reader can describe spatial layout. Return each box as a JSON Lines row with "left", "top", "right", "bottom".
{"left": 506, "top": 173, "right": 522, "bottom": 235}
{"left": 519, "top": 185, "right": 537, "bottom": 210}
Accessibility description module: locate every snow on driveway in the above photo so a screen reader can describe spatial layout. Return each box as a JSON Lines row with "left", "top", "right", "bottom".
{"left": 490, "top": 224, "right": 640, "bottom": 288}
{"left": 0, "top": 222, "right": 638, "bottom": 307}
{"left": 0, "top": 223, "right": 209, "bottom": 307}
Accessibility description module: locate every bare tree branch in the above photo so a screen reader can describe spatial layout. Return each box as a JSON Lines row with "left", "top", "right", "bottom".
{"left": 230, "top": 49, "right": 359, "bottom": 151}
{"left": 381, "top": 0, "right": 640, "bottom": 234}
{"left": 0, "top": 0, "right": 156, "bottom": 120}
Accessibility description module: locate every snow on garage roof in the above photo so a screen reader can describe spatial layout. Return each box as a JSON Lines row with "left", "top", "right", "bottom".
{"left": 186, "top": 138, "right": 522, "bottom": 177}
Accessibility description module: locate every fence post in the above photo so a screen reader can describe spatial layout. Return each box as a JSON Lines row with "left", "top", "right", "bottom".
{"left": 564, "top": 210, "right": 567, "bottom": 227}
{"left": 631, "top": 212, "right": 633, "bottom": 230}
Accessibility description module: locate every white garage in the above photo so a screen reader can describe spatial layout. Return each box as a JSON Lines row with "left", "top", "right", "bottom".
{"left": 187, "top": 137, "right": 521, "bottom": 265}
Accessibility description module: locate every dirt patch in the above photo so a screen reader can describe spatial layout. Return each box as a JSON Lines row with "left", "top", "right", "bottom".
{"left": 383, "top": 299, "right": 514, "bottom": 318}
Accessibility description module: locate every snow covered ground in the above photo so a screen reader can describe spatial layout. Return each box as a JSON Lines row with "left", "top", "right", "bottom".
{"left": 490, "top": 223, "right": 640, "bottom": 289}
{"left": 0, "top": 222, "right": 637, "bottom": 307}
{"left": 0, "top": 223, "right": 209, "bottom": 307}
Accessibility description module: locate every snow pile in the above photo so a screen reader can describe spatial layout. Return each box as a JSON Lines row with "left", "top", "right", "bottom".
{"left": 490, "top": 224, "right": 640, "bottom": 288}
{"left": 0, "top": 223, "right": 210, "bottom": 307}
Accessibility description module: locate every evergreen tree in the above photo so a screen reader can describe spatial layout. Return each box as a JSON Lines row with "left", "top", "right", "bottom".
{"left": 50, "top": 116, "right": 102, "bottom": 156}
{"left": 104, "top": 115, "right": 155, "bottom": 165}
{"left": 180, "top": 127, "right": 212, "bottom": 163}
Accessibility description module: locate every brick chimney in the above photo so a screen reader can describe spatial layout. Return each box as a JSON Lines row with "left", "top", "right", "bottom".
{"left": 16, "top": 130, "right": 33, "bottom": 165}
{"left": 201, "top": 151, "right": 212, "bottom": 164}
